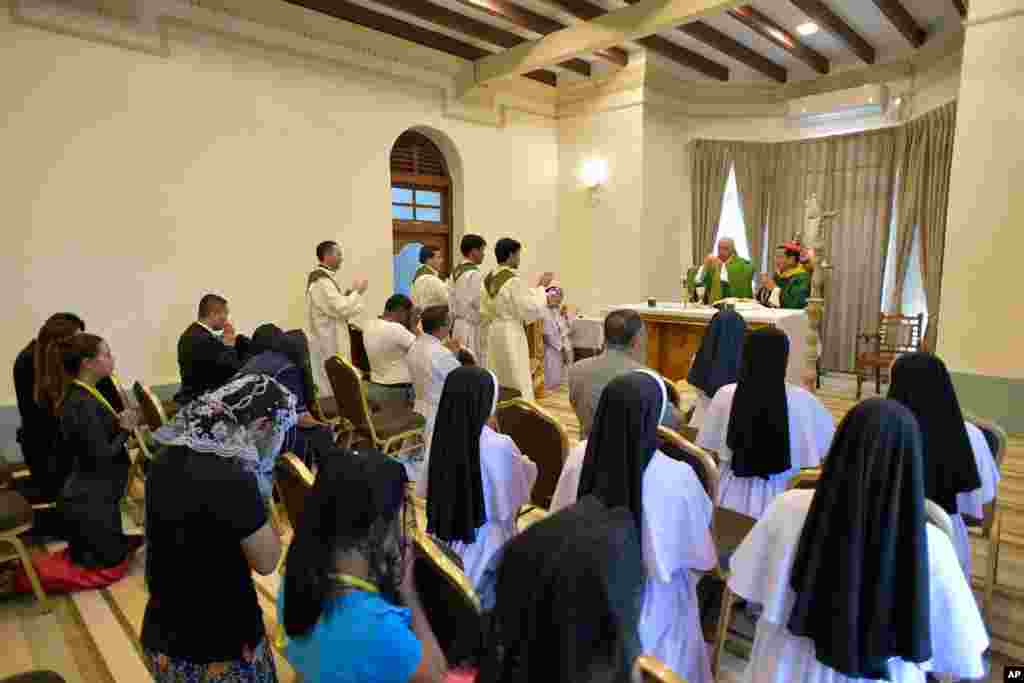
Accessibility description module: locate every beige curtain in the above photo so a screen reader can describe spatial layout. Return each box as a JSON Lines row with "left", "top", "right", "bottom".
{"left": 892, "top": 101, "right": 958, "bottom": 350}
{"left": 690, "top": 139, "right": 732, "bottom": 266}
{"left": 732, "top": 143, "right": 774, "bottom": 269}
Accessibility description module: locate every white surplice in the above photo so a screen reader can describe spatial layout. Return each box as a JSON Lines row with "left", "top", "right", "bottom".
{"left": 697, "top": 383, "right": 835, "bottom": 519}
{"left": 306, "top": 266, "right": 364, "bottom": 396}
{"left": 406, "top": 333, "right": 461, "bottom": 495}
{"left": 950, "top": 421, "right": 1001, "bottom": 577}
{"left": 729, "top": 490, "right": 989, "bottom": 683}
{"left": 480, "top": 267, "right": 547, "bottom": 400}
{"left": 451, "top": 262, "right": 484, "bottom": 361}
{"left": 446, "top": 426, "right": 538, "bottom": 589}
{"left": 550, "top": 444, "right": 717, "bottom": 683}
{"left": 410, "top": 268, "right": 450, "bottom": 309}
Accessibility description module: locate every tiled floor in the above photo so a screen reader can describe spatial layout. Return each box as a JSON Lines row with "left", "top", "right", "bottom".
{"left": 1, "top": 374, "right": 1021, "bottom": 681}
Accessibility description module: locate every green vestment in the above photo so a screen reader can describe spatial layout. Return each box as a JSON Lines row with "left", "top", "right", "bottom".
{"left": 699, "top": 256, "right": 755, "bottom": 302}
{"left": 777, "top": 267, "right": 811, "bottom": 309}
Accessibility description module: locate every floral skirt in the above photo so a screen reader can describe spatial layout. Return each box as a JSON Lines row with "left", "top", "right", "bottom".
{"left": 143, "top": 639, "right": 277, "bottom": 683}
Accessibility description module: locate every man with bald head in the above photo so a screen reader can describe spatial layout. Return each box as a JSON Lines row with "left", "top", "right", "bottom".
{"left": 697, "top": 237, "right": 755, "bottom": 302}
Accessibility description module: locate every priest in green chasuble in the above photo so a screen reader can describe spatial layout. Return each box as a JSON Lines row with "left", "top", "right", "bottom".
{"left": 697, "top": 238, "right": 755, "bottom": 302}
{"left": 764, "top": 242, "right": 811, "bottom": 310}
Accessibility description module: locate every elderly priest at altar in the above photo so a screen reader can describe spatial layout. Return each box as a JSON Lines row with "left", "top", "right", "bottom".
{"left": 696, "top": 238, "right": 755, "bottom": 302}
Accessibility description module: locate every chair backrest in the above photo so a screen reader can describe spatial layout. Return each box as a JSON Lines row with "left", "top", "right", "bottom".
{"left": 786, "top": 467, "right": 823, "bottom": 491}
{"left": 964, "top": 413, "right": 1006, "bottom": 535}
{"left": 924, "top": 499, "right": 955, "bottom": 542}
{"left": 495, "top": 399, "right": 569, "bottom": 509}
{"left": 274, "top": 453, "right": 315, "bottom": 531}
{"left": 324, "top": 355, "right": 376, "bottom": 438}
{"left": 656, "top": 426, "right": 719, "bottom": 504}
{"left": 877, "top": 313, "right": 924, "bottom": 354}
{"left": 348, "top": 324, "right": 372, "bottom": 378}
{"left": 412, "top": 529, "right": 482, "bottom": 666}
{"left": 632, "top": 655, "right": 686, "bottom": 683}
{"left": 133, "top": 381, "right": 168, "bottom": 431}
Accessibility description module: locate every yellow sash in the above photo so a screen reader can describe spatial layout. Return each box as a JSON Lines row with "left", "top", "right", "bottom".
{"left": 329, "top": 573, "right": 380, "bottom": 593}
{"left": 73, "top": 380, "right": 118, "bottom": 418}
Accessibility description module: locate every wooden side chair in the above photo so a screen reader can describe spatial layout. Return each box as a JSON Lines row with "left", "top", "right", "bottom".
{"left": 494, "top": 399, "right": 569, "bottom": 511}
{"left": 412, "top": 529, "right": 482, "bottom": 667}
{"left": 348, "top": 324, "right": 372, "bottom": 381}
{"left": 963, "top": 414, "right": 1007, "bottom": 622}
{"left": 274, "top": 453, "right": 315, "bottom": 533}
{"left": 786, "top": 467, "right": 823, "bottom": 491}
{"left": 632, "top": 655, "right": 687, "bottom": 683}
{"left": 855, "top": 312, "right": 923, "bottom": 398}
{"left": 324, "top": 355, "right": 425, "bottom": 458}
{"left": 0, "top": 490, "right": 50, "bottom": 613}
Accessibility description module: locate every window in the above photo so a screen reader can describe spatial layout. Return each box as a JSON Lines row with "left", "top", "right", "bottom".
{"left": 391, "top": 187, "right": 444, "bottom": 222}
{"left": 881, "top": 213, "right": 929, "bottom": 336}
{"left": 714, "top": 166, "right": 751, "bottom": 260}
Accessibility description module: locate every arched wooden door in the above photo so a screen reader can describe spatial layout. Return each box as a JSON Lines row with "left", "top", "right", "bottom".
{"left": 390, "top": 131, "right": 452, "bottom": 277}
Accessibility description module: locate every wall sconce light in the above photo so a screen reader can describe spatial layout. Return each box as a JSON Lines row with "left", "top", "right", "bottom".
{"left": 581, "top": 157, "right": 609, "bottom": 206}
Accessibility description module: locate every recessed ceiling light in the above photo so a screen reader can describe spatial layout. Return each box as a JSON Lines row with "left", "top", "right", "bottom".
{"left": 796, "top": 22, "right": 819, "bottom": 36}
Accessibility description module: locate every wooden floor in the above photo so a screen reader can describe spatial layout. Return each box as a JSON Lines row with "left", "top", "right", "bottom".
{"left": 2, "top": 374, "right": 1022, "bottom": 682}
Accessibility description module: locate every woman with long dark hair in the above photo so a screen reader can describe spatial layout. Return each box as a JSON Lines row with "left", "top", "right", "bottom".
{"left": 142, "top": 374, "right": 297, "bottom": 683}
{"left": 728, "top": 398, "right": 987, "bottom": 682}
{"left": 888, "top": 352, "right": 999, "bottom": 577}
{"left": 281, "top": 448, "right": 446, "bottom": 683}
{"left": 425, "top": 366, "right": 536, "bottom": 588}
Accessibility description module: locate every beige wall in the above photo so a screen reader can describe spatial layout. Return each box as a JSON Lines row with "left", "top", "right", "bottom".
{"left": 937, "top": 0, "right": 1024, "bottom": 378}
{"left": 643, "top": 107, "right": 687, "bottom": 301}
{"left": 0, "top": 9, "right": 559, "bottom": 401}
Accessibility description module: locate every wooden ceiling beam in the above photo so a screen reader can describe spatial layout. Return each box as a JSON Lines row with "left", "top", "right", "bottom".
{"left": 869, "top": 0, "right": 926, "bottom": 48}
{"left": 788, "top": 0, "right": 875, "bottom": 64}
{"left": 728, "top": 5, "right": 828, "bottom": 74}
{"left": 678, "top": 20, "right": 786, "bottom": 82}
{"left": 372, "top": 0, "right": 590, "bottom": 75}
{"left": 286, "top": 0, "right": 559, "bottom": 84}
{"left": 446, "top": 0, "right": 628, "bottom": 66}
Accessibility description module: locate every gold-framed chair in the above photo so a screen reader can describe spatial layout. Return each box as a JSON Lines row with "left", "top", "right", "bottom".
{"left": 525, "top": 320, "right": 546, "bottom": 400}
{"left": 412, "top": 528, "right": 482, "bottom": 666}
{"left": 632, "top": 655, "right": 687, "bottom": 683}
{"left": 494, "top": 399, "right": 569, "bottom": 511}
{"left": 855, "top": 313, "right": 924, "bottom": 398}
{"left": 657, "top": 427, "right": 718, "bottom": 504}
{"left": 274, "top": 453, "right": 315, "bottom": 533}
{"left": 963, "top": 414, "right": 1007, "bottom": 622}
{"left": 0, "top": 490, "right": 50, "bottom": 613}
{"left": 324, "top": 355, "right": 425, "bottom": 458}
{"left": 786, "top": 467, "right": 823, "bottom": 491}
{"left": 348, "top": 324, "right": 372, "bottom": 381}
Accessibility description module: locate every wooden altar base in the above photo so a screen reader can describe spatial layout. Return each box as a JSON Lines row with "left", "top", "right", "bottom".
{"left": 641, "top": 312, "right": 772, "bottom": 383}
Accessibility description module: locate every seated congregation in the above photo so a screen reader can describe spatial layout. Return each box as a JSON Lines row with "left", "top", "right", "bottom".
{"left": 3, "top": 292, "right": 1000, "bottom": 683}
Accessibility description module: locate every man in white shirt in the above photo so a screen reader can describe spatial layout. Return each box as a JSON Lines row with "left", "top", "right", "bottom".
{"left": 410, "top": 246, "right": 449, "bottom": 309}
{"left": 306, "top": 240, "right": 368, "bottom": 396}
{"left": 361, "top": 294, "right": 418, "bottom": 406}
{"left": 450, "top": 234, "right": 487, "bottom": 362}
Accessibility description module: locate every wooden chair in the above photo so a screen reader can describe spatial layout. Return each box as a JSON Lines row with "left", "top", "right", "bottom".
{"left": 632, "top": 655, "right": 687, "bottom": 683}
{"left": 324, "top": 355, "right": 425, "bottom": 458}
{"left": 963, "top": 414, "right": 1007, "bottom": 622}
{"left": 786, "top": 467, "right": 823, "bottom": 491}
{"left": 0, "top": 491, "right": 50, "bottom": 613}
{"left": 494, "top": 399, "right": 569, "bottom": 510}
{"left": 274, "top": 453, "right": 315, "bottom": 532}
{"left": 348, "top": 324, "right": 372, "bottom": 381}
{"left": 412, "top": 529, "right": 482, "bottom": 666}
{"left": 855, "top": 313, "right": 924, "bottom": 398}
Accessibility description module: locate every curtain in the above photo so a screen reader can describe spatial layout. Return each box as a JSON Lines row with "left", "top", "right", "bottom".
{"left": 732, "top": 143, "right": 774, "bottom": 271}
{"left": 892, "top": 102, "right": 958, "bottom": 350}
{"left": 690, "top": 140, "right": 732, "bottom": 266}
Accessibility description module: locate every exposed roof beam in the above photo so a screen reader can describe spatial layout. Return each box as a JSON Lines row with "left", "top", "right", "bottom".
{"left": 952, "top": 0, "right": 967, "bottom": 18}
{"left": 788, "top": 0, "right": 875, "bottom": 64}
{"left": 678, "top": 20, "right": 786, "bottom": 82}
{"left": 546, "top": 0, "right": 731, "bottom": 79}
{"left": 447, "top": 0, "right": 628, "bottom": 66}
{"left": 869, "top": 0, "right": 926, "bottom": 48}
{"left": 286, "top": 0, "right": 558, "bottom": 84}
{"left": 372, "top": 0, "right": 590, "bottom": 75}
{"left": 728, "top": 5, "right": 828, "bottom": 74}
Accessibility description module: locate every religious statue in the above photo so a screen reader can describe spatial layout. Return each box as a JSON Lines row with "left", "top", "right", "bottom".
{"left": 802, "top": 193, "right": 838, "bottom": 248}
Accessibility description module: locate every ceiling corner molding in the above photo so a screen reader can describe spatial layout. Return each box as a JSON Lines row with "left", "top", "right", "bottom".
{"left": 10, "top": 0, "right": 169, "bottom": 56}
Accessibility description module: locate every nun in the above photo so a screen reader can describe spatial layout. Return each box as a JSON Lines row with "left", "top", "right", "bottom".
{"left": 696, "top": 327, "right": 835, "bottom": 518}
{"left": 685, "top": 309, "right": 746, "bottom": 429}
{"left": 553, "top": 370, "right": 716, "bottom": 683}
{"left": 888, "top": 352, "right": 999, "bottom": 577}
{"left": 728, "top": 398, "right": 988, "bottom": 682}
{"left": 425, "top": 366, "right": 537, "bottom": 589}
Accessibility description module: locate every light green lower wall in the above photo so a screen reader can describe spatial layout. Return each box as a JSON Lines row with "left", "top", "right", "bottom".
{"left": 950, "top": 371, "right": 1024, "bottom": 434}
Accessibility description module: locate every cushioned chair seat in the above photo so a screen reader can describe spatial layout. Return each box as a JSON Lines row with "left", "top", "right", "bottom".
{"left": 371, "top": 409, "right": 426, "bottom": 440}
{"left": 0, "top": 491, "right": 33, "bottom": 531}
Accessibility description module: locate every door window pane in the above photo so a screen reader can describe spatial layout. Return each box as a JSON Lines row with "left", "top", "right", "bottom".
{"left": 391, "top": 187, "right": 413, "bottom": 204}
{"left": 392, "top": 205, "right": 414, "bottom": 220}
{"left": 415, "top": 190, "right": 442, "bottom": 207}
{"left": 415, "top": 207, "right": 442, "bottom": 222}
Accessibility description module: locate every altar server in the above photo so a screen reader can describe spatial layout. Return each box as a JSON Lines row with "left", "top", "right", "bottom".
{"left": 306, "top": 241, "right": 367, "bottom": 395}
{"left": 728, "top": 398, "right": 988, "bottom": 683}
{"left": 554, "top": 370, "right": 716, "bottom": 683}
{"left": 451, "top": 234, "right": 487, "bottom": 361}
{"left": 410, "top": 246, "right": 450, "bottom": 309}
{"left": 697, "top": 327, "right": 834, "bottom": 519}
{"left": 685, "top": 309, "right": 746, "bottom": 429}
{"left": 425, "top": 367, "right": 537, "bottom": 588}
{"left": 888, "top": 352, "right": 998, "bottom": 577}
{"left": 480, "top": 238, "right": 552, "bottom": 400}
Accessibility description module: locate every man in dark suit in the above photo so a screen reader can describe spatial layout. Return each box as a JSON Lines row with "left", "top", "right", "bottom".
{"left": 174, "top": 294, "right": 242, "bottom": 405}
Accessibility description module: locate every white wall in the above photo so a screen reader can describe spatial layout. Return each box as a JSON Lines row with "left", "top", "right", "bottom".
{"left": 643, "top": 107, "right": 686, "bottom": 301}
{"left": 0, "top": 9, "right": 559, "bottom": 400}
